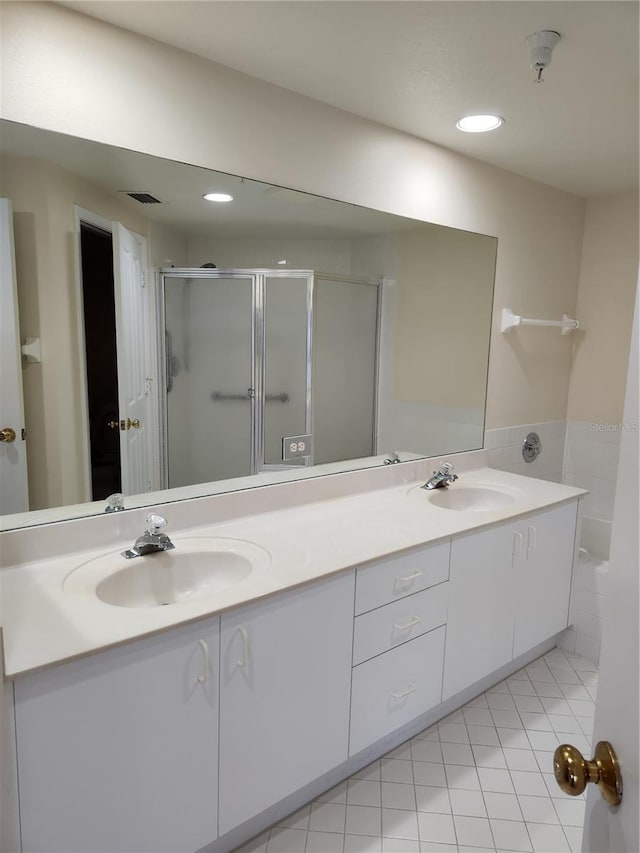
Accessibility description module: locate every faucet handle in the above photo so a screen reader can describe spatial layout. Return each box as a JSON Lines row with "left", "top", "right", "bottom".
{"left": 438, "top": 461, "right": 454, "bottom": 474}
{"left": 146, "top": 513, "right": 168, "bottom": 535}
{"left": 105, "top": 493, "right": 125, "bottom": 513}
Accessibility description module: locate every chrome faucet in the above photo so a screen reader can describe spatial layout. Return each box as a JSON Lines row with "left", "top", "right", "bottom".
{"left": 384, "top": 451, "right": 402, "bottom": 465}
{"left": 122, "top": 513, "right": 175, "bottom": 559}
{"left": 421, "top": 461, "right": 459, "bottom": 491}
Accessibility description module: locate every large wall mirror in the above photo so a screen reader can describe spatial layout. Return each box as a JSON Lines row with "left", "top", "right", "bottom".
{"left": 0, "top": 120, "right": 497, "bottom": 530}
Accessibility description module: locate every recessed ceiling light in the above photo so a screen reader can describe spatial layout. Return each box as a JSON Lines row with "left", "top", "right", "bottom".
{"left": 456, "top": 115, "right": 504, "bottom": 133}
{"left": 203, "top": 192, "right": 233, "bottom": 203}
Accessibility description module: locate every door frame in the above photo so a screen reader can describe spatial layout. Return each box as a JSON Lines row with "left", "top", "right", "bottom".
{"left": 72, "top": 205, "right": 114, "bottom": 502}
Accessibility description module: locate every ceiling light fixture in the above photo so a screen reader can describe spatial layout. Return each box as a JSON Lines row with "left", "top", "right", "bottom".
{"left": 456, "top": 115, "right": 504, "bottom": 133}
{"left": 203, "top": 192, "right": 233, "bottom": 203}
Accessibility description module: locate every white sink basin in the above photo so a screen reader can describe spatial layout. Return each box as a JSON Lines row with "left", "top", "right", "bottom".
{"left": 409, "top": 484, "right": 516, "bottom": 512}
{"left": 63, "top": 537, "right": 271, "bottom": 608}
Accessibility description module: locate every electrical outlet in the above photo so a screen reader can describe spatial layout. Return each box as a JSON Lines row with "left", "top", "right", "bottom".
{"left": 282, "top": 434, "right": 312, "bottom": 460}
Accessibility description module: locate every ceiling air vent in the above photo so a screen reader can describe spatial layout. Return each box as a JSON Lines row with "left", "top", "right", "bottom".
{"left": 121, "top": 191, "right": 162, "bottom": 204}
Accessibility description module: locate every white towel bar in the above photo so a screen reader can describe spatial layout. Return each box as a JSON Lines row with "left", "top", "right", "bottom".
{"left": 501, "top": 307, "right": 579, "bottom": 335}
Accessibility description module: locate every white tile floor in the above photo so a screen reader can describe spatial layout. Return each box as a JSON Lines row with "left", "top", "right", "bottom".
{"left": 234, "top": 648, "right": 598, "bottom": 853}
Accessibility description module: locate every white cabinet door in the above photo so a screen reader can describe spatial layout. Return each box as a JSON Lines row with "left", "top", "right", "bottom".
{"left": 219, "top": 572, "right": 355, "bottom": 835}
{"left": 15, "top": 618, "right": 219, "bottom": 853}
{"left": 443, "top": 522, "right": 517, "bottom": 700}
{"left": 512, "top": 501, "right": 578, "bottom": 658}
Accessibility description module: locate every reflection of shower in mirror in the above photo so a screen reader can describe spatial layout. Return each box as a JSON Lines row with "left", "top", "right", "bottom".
{"left": 160, "top": 269, "right": 380, "bottom": 489}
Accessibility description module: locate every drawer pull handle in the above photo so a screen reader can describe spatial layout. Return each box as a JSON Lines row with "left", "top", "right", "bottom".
{"left": 395, "top": 570, "right": 423, "bottom": 584}
{"left": 390, "top": 682, "right": 416, "bottom": 700}
{"left": 196, "top": 638, "right": 209, "bottom": 684}
{"left": 527, "top": 525, "right": 537, "bottom": 556}
{"left": 393, "top": 615, "right": 421, "bottom": 631}
{"left": 237, "top": 626, "right": 250, "bottom": 668}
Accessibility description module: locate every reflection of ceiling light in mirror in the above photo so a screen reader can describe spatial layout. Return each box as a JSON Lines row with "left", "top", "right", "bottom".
{"left": 276, "top": 260, "right": 287, "bottom": 265}
{"left": 456, "top": 115, "right": 504, "bottom": 133}
{"left": 203, "top": 192, "right": 233, "bottom": 202}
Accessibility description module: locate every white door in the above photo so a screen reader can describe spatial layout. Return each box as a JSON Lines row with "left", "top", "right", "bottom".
{"left": 112, "top": 223, "right": 155, "bottom": 496}
{"left": 581, "top": 282, "right": 638, "bottom": 852}
{"left": 0, "top": 198, "right": 29, "bottom": 514}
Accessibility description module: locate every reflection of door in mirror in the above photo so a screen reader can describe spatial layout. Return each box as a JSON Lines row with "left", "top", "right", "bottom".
{"left": 0, "top": 198, "right": 29, "bottom": 514}
{"left": 77, "top": 211, "right": 156, "bottom": 501}
{"left": 111, "top": 224, "right": 156, "bottom": 496}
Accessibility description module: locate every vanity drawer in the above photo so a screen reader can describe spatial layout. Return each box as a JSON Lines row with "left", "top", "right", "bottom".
{"left": 353, "top": 582, "right": 448, "bottom": 666}
{"left": 349, "top": 625, "right": 445, "bottom": 756}
{"left": 355, "top": 541, "right": 450, "bottom": 615}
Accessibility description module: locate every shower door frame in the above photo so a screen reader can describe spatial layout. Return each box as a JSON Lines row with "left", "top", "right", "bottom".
{"left": 157, "top": 268, "right": 314, "bottom": 488}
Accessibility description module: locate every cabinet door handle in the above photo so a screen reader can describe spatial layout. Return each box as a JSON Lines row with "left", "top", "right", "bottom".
{"left": 390, "top": 682, "right": 416, "bottom": 700}
{"left": 393, "top": 615, "right": 421, "bottom": 631}
{"left": 512, "top": 531, "right": 523, "bottom": 567}
{"left": 236, "top": 626, "right": 250, "bottom": 668}
{"left": 527, "top": 525, "right": 537, "bottom": 556}
{"left": 395, "top": 570, "right": 423, "bottom": 584}
{"left": 196, "top": 638, "right": 209, "bottom": 684}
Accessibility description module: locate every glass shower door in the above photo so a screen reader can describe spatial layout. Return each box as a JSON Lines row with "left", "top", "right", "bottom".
{"left": 312, "top": 276, "right": 379, "bottom": 464}
{"left": 262, "top": 274, "right": 312, "bottom": 468}
{"left": 163, "top": 274, "right": 255, "bottom": 487}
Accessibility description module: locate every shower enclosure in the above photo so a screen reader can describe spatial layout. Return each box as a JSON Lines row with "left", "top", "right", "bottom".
{"left": 158, "top": 269, "right": 380, "bottom": 489}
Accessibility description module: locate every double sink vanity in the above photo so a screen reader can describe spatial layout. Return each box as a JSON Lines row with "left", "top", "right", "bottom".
{"left": 0, "top": 453, "right": 585, "bottom": 853}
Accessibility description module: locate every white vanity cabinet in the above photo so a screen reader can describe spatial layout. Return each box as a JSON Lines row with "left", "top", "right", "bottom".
{"left": 13, "top": 617, "right": 220, "bottom": 853}
{"left": 349, "top": 542, "right": 450, "bottom": 755}
{"left": 218, "top": 571, "right": 355, "bottom": 835}
{"left": 443, "top": 500, "right": 578, "bottom": 699}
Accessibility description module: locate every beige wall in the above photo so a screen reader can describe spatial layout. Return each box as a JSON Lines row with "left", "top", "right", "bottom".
{"left": 566, "top": 191, "right": 639, "bottom": 423}
{"left": 0, "top": 1, "right": 587, "bottom": 437}
{"left": 395, "top": 226, "right": 496, "bottom": 410}
{"left": 0, "top": 153, "right": 150, "bottom": 509}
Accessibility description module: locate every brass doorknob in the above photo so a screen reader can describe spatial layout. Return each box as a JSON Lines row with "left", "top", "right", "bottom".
{"left": 107, "top": 421, "right": 119, "bottom": 429}
{"left": 0, "top": 427, "right": 17, "bottom": 442}
{"left": 131, "top": 418, "right": 141, "bottom": 429}
{"left": 554, "top": 741, "right": 622, "bottom": 806}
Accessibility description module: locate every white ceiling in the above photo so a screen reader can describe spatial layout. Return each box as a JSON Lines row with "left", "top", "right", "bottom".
{"left": 60, "top": 1, "right": 639, "bottom": 198}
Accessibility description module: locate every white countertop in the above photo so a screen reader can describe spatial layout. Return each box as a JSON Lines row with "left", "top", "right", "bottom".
{"left": 0, "top": 466, "right": 585, "bottom": 678}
